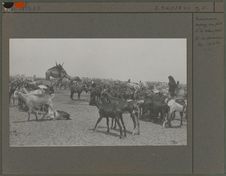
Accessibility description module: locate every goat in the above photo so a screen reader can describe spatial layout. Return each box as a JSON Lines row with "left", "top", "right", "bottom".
{"left": 17, "top": 92, "right": 55, "bottom": 121}
{"left": 11, "top": 89, "right": 20, "bottom": 105}
{"left": 93, "top": 96, "right": 126, "bottom": 138}
{"left": 163, "top": 98, "right": 187, "bottom": 128}
{"left": 101, "top": 91, "right": 140, "bottom": 135}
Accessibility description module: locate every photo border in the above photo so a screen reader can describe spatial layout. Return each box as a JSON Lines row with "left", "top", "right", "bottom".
{"left": 0, "top": 0, "right": 225, "bottom": 175}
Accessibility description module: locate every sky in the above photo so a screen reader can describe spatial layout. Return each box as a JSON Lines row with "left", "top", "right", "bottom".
{"left": 10, "top": 38, "right": 187, "bottom": 83}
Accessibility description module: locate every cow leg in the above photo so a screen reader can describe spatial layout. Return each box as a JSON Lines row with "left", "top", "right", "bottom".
{"left": 171, "top": 111, "right": 176, "bottom": 120}
{"left": 28, "top": 110, "right": 31, "bottom": 121}
{"left": 168, "top": 112, "right": 173, "bottom": 128}
{"left": 115, "top": 117, "right": 123, "bottom": 138}
{"left": 135, "top": 113, "right": 140, "bottom": 135}
{"left": 130, "top": 113, "right": 137, "bottom": 135}
{"left": 106, "top": 117, "right": 110, "bottom": 133}
{"left": 111, "top": 118, "right": 117, "bottom": 129}
{"left": 163, "top": 111, "right": 170, "bottom": 128}
{"left": 78, "top": 92, "right": 81, "bottom": 99}
{"left": 119, "top": 116, "right": 127, "bottom": 137}
{"left": 41, "top": 105, "right": 48, "bottom": 119}
{"left": 93, "top": 115, "right": 103, "bottom": 131}
{"left": 48, "top": 103, "right": 55, "bottom": 119}
{"left": 35, "top": 111, "right": 38, "bottom": 121}
{"left": 139, "top": 106, "right": 143, "bottom": 119}
{"left": 132, "top": 110, "right": 140, "bottom": 135}
{"left": 70, "top": 90, "right": 74, "bottom": 100}
{"left": 180, "top": 112, "right": 183, "bottom": 126}
{"left": 111, "top": 118, "right": 114, "bottom": 129}
{"left": 113, "top": 118, "right": 117, "bottom": 129}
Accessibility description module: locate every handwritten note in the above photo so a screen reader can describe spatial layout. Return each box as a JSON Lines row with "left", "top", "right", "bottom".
{"left": 194, "top": 15, "right": 224, "bottom": 48}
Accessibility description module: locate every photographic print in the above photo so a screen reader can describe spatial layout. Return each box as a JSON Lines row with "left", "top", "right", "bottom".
{"left": 9, "top": 38, "right": 187, "bottom": 146}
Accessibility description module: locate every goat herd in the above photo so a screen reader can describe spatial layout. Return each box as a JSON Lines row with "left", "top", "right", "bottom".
{"left": 9, "top": 75, "right": 187, "bottom": 139}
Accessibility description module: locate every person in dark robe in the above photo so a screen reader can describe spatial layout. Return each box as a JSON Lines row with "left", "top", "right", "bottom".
{"left": 168, "top": 75, "right": 177, "bottom": 97}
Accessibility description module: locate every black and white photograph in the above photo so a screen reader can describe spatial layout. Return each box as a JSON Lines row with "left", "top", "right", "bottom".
{"left": 9, "top": 38, "right": 187, "bottom": 146}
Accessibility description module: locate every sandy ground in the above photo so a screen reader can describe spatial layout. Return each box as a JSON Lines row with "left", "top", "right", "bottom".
{"left": 10, "top": 90, "right": 187, "bottom": 146}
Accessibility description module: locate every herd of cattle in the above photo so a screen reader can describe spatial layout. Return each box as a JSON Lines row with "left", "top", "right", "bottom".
{"left": 9, "top": 74, "right": 187, "bottom": 138}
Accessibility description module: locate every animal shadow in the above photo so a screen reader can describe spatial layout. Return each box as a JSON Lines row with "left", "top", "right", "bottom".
{"left": 140, "top": 116, "right": 163, "bottom": 125}
{"left": 13, "top": 119, "right": 42, "bottom": 123}
{"left": 71, "top": 98, "right": 87, "bottom": 102}
{"left": 89, "top": 127, "right": 121, "bottom": 138}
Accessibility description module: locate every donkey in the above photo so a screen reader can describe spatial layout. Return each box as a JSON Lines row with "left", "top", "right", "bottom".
{"left": 45, "top": 62, "right": 70, "bottom": 80}
{"left": 70, "top": 81, "right": 88, "bottom": 100}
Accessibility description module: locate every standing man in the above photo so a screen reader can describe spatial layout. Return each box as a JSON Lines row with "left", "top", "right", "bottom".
{"left": 168, "top": 75, "right": 177, "bottom": 97}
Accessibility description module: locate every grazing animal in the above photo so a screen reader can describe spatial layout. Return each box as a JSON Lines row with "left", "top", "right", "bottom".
{"left": 17, "top": 92, "right": 55, "bottom": 121}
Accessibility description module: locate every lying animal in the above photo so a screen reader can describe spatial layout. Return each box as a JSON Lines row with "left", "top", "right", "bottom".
{"left": 54, "top": 110, "right": 71, "bottom": 120}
